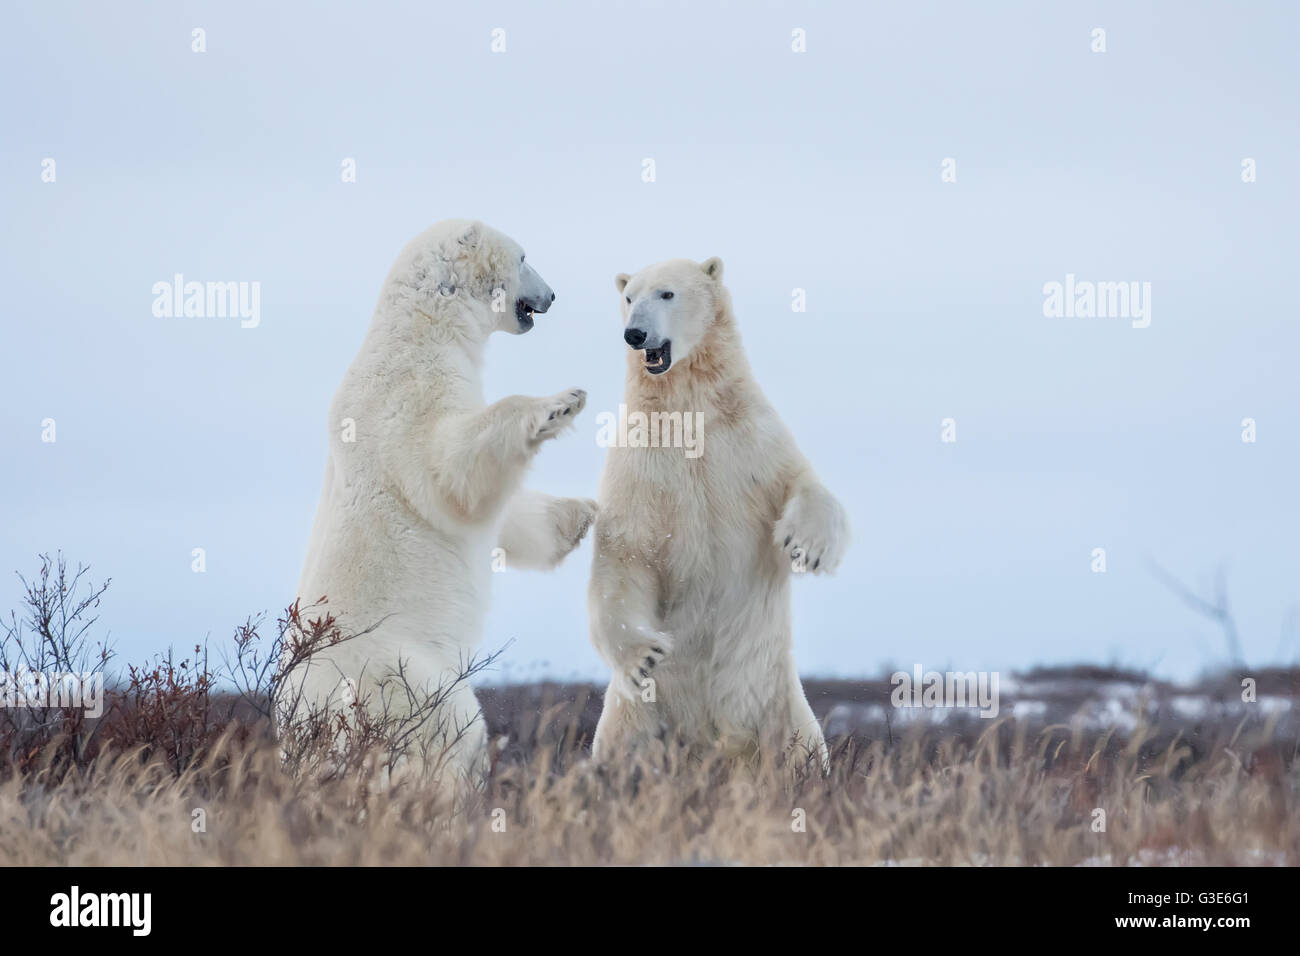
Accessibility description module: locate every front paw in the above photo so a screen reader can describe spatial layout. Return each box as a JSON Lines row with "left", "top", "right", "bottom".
{"left": 608, "top": 626, "right": 672, "bottom": 702}
{"left": 530, "top": 388, "right": 586, "bottom": 443}
{"left": 551, "top": 497, "right": 597, "bottom": 562}
{"left": 774, "top": 487, "right": 848, "bottom": 574}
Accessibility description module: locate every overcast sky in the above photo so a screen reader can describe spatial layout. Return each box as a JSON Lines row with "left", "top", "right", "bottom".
{"left": 2, "top": 0, "right": 1297, "bottom": 684}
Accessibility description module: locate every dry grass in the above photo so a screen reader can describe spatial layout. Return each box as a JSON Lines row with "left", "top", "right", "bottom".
{"left": 1, "top": 693, "right": 1296, "bottom": 866}
{"left": 1, "top": 554, "right": 1296, "bottom": 866}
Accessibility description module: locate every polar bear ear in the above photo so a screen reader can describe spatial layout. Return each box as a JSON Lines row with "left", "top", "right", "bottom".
{"left": 457, "top": 222, "right": 482, "bottom": 250}
{"left": 700, "top": 257, "right": 724, "bottom": 281}
{"left": 614, "top": 273, "right": 631, "bottom": 293}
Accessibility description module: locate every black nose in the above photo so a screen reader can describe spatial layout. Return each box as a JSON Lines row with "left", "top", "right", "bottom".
{"left": 624, "top": 327, "right": 647, "bottom": 348}
{"left": 549, "top": 291, "right": 556, "bottom": 304}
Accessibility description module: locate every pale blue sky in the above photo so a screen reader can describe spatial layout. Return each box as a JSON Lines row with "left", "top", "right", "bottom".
{"left": 2, "top": 1, "right": 1297, "bottom": 683}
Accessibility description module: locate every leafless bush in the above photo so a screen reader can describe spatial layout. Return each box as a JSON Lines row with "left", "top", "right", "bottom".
{"left": 1149, "top": 559, "right": 1244, "bottom": 664}
{"left": 0, "top": 555, "right": 497, "bottom": 793}
{"left": 225, "top": 597, "right": 502, "bottom": 788}
{"left": 0, "top": 553, "right": 112, "bottom": 773}
{"left": 113, "top": 646, "right": 218, "bottom": 775}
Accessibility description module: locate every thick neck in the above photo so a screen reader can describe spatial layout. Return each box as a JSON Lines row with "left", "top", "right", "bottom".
{"left": 371, "top": 290, "right": 492, "bottom": 371}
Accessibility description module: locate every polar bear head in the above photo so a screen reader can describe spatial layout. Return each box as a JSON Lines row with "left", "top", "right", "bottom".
{"left": 615, "top": 257, "right": 725, "bottom": 375}
{"left": 386, "top": 219, "right": 555, "bottom": 336}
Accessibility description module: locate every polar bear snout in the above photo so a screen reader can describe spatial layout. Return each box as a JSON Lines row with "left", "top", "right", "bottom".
{"left": 513, "top": 260, "right": 556, "bottom": 333}
{"left": 623, "top": 327, "right": 673, "bottom": 374}
{"left": 624, "top": 322, "right": 673, "bottom": 374}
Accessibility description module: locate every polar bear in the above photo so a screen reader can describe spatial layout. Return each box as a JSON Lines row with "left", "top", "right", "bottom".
{"left": 588, "top": 256, "right": 848, "bottom": 770}
{"left": 281, "top": 219, "right": 595, "bottom": 786}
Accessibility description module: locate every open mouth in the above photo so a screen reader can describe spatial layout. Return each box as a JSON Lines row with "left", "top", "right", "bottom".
{"left": 515, "top": 299, "right": 536, "bottom": 331}
{"left": 643, "top": 340, "right": 672, "bottom": 375}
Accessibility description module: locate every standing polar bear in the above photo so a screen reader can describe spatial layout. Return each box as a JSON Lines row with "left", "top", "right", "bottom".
{"left": 588, "top": 257, "right": 849, "bottom": 769}
{"left": 282, "top": 219, "right": 595, "bottom": 786}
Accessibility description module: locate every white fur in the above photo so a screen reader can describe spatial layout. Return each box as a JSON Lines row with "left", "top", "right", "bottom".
{"left": 589, "top": 258, "right": 848, "bottom": 770}
{"left": 282, "top": 219, "right": 595, "bottom": 786}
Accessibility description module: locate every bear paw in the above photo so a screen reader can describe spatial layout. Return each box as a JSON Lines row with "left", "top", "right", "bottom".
{"left": 551, "top": 496, "right": 598, "bottom": 562}
{"left": 530, "top": 388, "right": 586, "bottom": 443}
{"left": 774, "top": 486, "right": 848, "bottom": 575}
{"left": 611, "top": 626, "right": 672, "bottom": 702}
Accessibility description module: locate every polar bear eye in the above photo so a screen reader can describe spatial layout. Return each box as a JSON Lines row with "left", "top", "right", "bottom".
{"left": 661, "top": 291, "right": 674, "bottom": 300}
{"left": 625, "top": 296, "right": 631, "bottom": 304}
